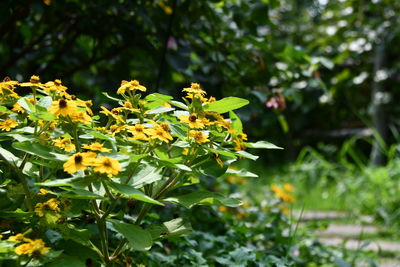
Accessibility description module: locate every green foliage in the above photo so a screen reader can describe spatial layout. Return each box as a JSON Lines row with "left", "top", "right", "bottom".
{"left": 0, "top": 77, "right": 279, "bottom": 265}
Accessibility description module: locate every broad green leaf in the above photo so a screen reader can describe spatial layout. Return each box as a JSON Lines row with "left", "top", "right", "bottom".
{"left": 204, "top": 97, "right": 249, "bottom": 114}
{"left": 145, "top": 106, "right": 175, "bottom": 114}
{"left": 109, "top": 220, "right": 153, "bottom": 251}
{"left": 127, "top": 163, "right": 163, "bottom": 188}
{"left": 37, "top": 96, "right": 53, "bottom": 108}
{"left": 145, "top": 93, "right": 173, "bottom": 102}
{"left": 0, "top": 209, "right": 33, "bottom": 219}
{"left": 106, "top": 180, "right": 163, "bottom": 206}
{"left": 226, "top": 168, "right": 258, "bottom": 178}
{"left": 206, "top": 147, "right": 237, "bottom": 158}
{"left": 17, "top": 97, "right": 34, "bottom": 112}
{"left": 235, "top": 150, "right": 259, "bottom": 160}
{"left": 0, "top": 146, "right": 19, "bottom": 164}
{"left": 13, "top": 141, "right": 69, "bottom": 161}
{"left": 170, "top": 100, "right": 188, "bottom": 110}
{"left": 53, "top": 224, "right": 91, "bottom": 246}
{"left": 193, "top": 156, "right": 228, "bottom": 177}
{"left": 164, "top": 191, "right": 241, "bottom": 208}
{"left": 148, "top": 218, "right": 192, "bottom": 240}
{"left": 58, "top": 188, "right": 105, "bottom": 199}
{"left": 245, "top": 141, "right": 283, "bottom": 150}
{"left": 36, "top": 177, "right": 88, "bottom": 188}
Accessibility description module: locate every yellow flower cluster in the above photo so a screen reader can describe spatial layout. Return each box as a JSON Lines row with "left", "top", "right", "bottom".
{"left": 271, "top": 183, "right": 296, "bottom": 203}
{"left": 8, "top": 234, "right": 50, "bottom": 257}
{"left": 63, "top": 152, "right": 121, "bottom": 178}
{"left": 35, "top": 198, "right": 61, "bottom": 217}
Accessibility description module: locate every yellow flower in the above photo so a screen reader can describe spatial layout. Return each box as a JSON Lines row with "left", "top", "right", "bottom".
{"left": 179, "top": 114, "right": 206, "bottom": 129}
{"left": 53, "top": 137, "right": 76, "bottom": 152}
{"left": 75, "top": 99, "right": 93, "bottom": 116}
{"left": 238, "top": 132, "right": 248, "bottom": 141}
{"left": 109, "top": 125, "right": 125, "bottom": 136}
{"left": 182, "top": 83, "right": 206, "bottom": 96}
{"left": 82, "top": 142, "right": 111, "bottom": 152}
{"left": 12, "top": 103, "right": 24, "bottom": 113}
{"left": 233, "top": 138, "right": 246, "bottom": 151}
{"left": 218, "top": 206, "right": 227, "bottom": 212}
{"left": 117, "top": 80, "right": 147, "bottom": 94}
{"left": 127, "top": 124, "right": 150, "bottom": 141}
{"left": 38, "top": 188, "right": 50, "bottom": 195}
{"left": 218, "top": 119, "right": 236, "bottom": 133}
{"left": 283, "top": 183, "right": 294, "bottom": 193}
{"left": 148, "top": 125, "right": 173, "bottom": 143}
{"left": 8, "top": 233, "right": 29, "bottom": 243}
{"left": 114, "top": 101, "right": 140, "bottom": 113}
{"left": 15, "top": 239, "right": 50, "bottom": 257}
{"left": 71, "top": 111, "right": 92, "bottom": 124}
{"left": 63, "top": 152, "right": 97, "bottom": 174}
{"left": 0, "top": 119, "right": 19, "bottom": 131}
{"left": 280, "top": 207, "right": 289, "bottom": 214}
{"left": 34, "top": 198, "right": 61, "bottom": 217}
{"left": 271, "top": 184, "right": 296, "bottom": 203}
{"left": 271, "top": 184, "right": 282, "bottom": 195}
{"left": 189, "top": 130, "right": 209, "bottom": 143}
{"left": 93, "top": 156, "right": 121, "bottom": 177}
{"left": 49, "top": 99, "right": 78, "bottom": 118}
{"left": 43, "top": 79, "right": 67, "bottom": 92}
{"left": 100, "top": 106, "right": 125, "bottom": 123}
{"left": 19, "top": 75, "right": 46, "bottom": 89}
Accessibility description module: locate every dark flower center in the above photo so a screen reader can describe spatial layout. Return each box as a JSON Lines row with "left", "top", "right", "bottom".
{"left": 59, "top": 99, "right": 67, "bottom": 108}
{"left": 189, "top": 115, "right": 197, "bottom": 122}
{"left": 103, "top": 160, "right": 111, "bottom": 167}
{"left": 74, "top": 155, "right": 83, "bottom": 164}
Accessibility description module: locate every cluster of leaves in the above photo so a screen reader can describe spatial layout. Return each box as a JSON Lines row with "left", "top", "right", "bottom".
{"left": 0, "top": 76, "right": 277, "bottom": 266}
{"left": 133, "top": 189, "right": 375, "bottom": 266}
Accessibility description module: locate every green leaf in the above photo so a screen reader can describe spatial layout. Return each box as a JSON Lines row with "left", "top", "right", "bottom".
{"left": 58, "top": 188, "right": 105, "bottom": 199}
{"left": 206, "top": 147, "right": 237, "bottom": 158}
{"left": 145, "top": 106, "right": 175, "bottom": 114}
{"left": 245, "top": 141, "right": 283, "bottom": 149}
{"left": 126, "top": 163, "right": 163, "bottom": 188}
{"left": 226, "top": 168, "right": 258, "bottom": 178}
{"left": 37, "top": 96, "right": 53, "bottom": 109}
{"left": 145, "top": 93, "right": 173, "bottom": 102}
{"left": 13, "top": 141, "right": 69, "bottom": 161}
{"left": 109, "top": 220, "right": 153, "bottom": 251}
{"left": 170, "top": 100, "right": 188, "bottom": 110}
{"left": 164, "top": 191, "right": 241, "bottom": 208}
{"left": 0, "top": 146, "right": 19, "bottom": 164}
{"left": 106, "top": 181, "right": 163, "bottom": 206}
{"left": 235, "top": 150, "right": 259, "bottom": 160}
{"left": 36, "top": 177, "right": 92, "bottom": 188}
{"left": 204, "top": 97, "right": 249, "bottom": 114}
{"left": 148, "top": 218, "right": 192, "bottom": 240}
{"left": 229, "top": 111, "right": 243, "bottom": 133}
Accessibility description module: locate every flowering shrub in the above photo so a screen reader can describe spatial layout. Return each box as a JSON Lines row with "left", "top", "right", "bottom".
{"left": 0, "top": 76, "right": 278, "bottom": 265}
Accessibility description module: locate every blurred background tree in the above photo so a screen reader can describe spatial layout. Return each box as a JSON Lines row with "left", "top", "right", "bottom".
{"left": 2, "top": 0, "right": 399, "bottom": 164}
